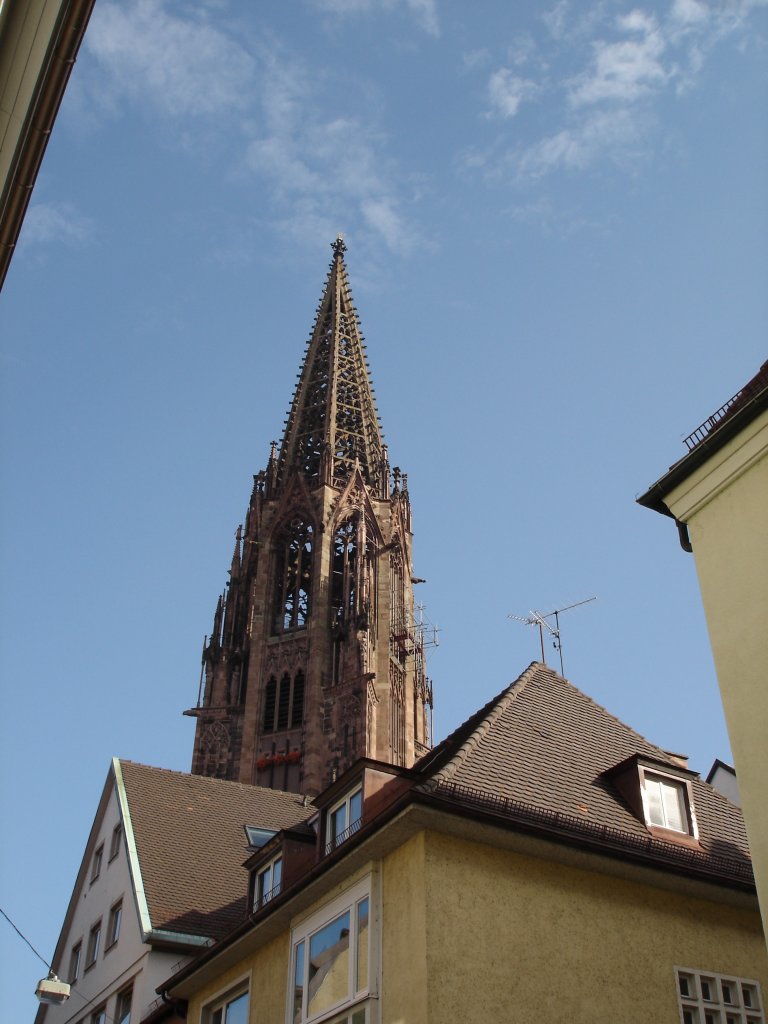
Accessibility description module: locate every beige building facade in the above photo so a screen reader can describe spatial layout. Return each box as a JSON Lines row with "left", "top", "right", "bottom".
{"left": 639, "top": 362, "right": 768, "bottom": 937}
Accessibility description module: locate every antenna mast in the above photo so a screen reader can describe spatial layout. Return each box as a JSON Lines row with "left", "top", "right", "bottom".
{"left": 508, "top": 597, "right": 596, "bottom": 676}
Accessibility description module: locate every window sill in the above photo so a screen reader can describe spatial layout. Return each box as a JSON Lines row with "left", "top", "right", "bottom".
{"left": 646, "top": 824, "right": 702, "bottom": 849}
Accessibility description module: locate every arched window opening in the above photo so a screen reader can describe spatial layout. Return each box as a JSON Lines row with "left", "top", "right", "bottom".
{"left": 277, "top": 672, "right": 291, "bottom": 731}
{"left": 390, "top": 546, "right": 406, "bottom": 653}
{"left": 272, "top": 518, "right": 314, "bottom": 635}
{"left": 331, "top": 514, "right": 376, "bottom": 632}
{"left": 331, "top": 516, "right": 358, "bottom": 627}
{"left": 263, "top": 677, "right": 277, "bottom": 732}
{"left": 291, "top": 671, "right": 305, "bottom": 727}
{"left": 262, "top": 671, "right": 305, "bottom": 734}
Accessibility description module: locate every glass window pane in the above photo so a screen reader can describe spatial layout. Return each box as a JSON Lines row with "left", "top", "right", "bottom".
{"left": 293, "top": 940, "right": 305, "bottom": 1024}
{"left": 646, "top": 777, "right": 665, "bottom": 826}
{"left": 273, "top": 858, "right": 282, "bottom": 894}
{"left": 356, "top": 897, "right": 369, "bottom": 992}
{"left": 350, "top": 790, "right": 362, "bottom": 827}
{"left": 661, "top": 779, "right": 687, "bottom": 832}
{"left": 224, "top": 992, "right": 248, "bottom": 1024}
{"left": 308, "top": 911, "right": 351, "bottom": 1018}
{"left": 332, "top": 804, "right": 347, "bottom": 842}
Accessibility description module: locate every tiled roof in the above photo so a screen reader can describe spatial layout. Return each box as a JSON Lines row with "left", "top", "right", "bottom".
{"left": 119, "top": 761, "right": 312, "bottom": 940}
{"left": 416, "top": 663, "right": 752, "bottom": 881}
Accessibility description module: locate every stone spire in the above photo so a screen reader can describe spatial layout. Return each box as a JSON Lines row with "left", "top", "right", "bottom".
{"left": 277, "top": 235, "right": 385, "bottom": 494}
{"left": 187, "top": 239, "right": 432, "bottom": 794}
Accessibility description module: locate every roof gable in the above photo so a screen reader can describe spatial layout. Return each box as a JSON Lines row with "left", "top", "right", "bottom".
{"left": 118, "top": 761, "right": 312, "bottom": 941}
{"left": 417, "top": 663, "right": 751, "bottom": 871}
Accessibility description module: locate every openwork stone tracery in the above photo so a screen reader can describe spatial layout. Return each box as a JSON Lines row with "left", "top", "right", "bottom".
{"left": 187, "top": 238, "right": 432, "bottom": 793}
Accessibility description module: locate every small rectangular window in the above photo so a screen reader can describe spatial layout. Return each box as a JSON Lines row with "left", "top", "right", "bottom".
{"left": 109, "top": 823, "right": 123, "bottom": 862}
{"left": 68, "top": 942, "right": 81, "bottom": 984}
{"left": 326, "top": 786, "right": 363, "bottom": 853}
{"left": 206, "top": 988, "right": 248, "bottom": 1024}
{"left": 107, "top": 901, "right": 122, "bottom": 948}
{"left": 90, "top": 844, "right": 104, "bottom": 883}
{"left": 90, "top": 1008, "right": 106, "bottom": 1024}
{"left": 85, "top": 921, "right": 101, "bottom": 968}
{"left": 254, "top": 856, "right": 282, "bottom": 909}
{"left": 115, "top": 985, "right": 132, "bottom": 1024}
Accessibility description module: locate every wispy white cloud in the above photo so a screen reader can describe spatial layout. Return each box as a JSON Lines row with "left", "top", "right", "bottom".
{"left": 487, "top": 69, "right": 538, "bottom": 118}
{"left": 21, "top": 203, "right": 94, "bottom": 248}
{"left": 80, "top": 2, "right": 421, "bottom": 253}
{"left": 85, "top": 0, "right": 255, "bottom": 117}
{"left": 308, "top": 0, "right": 439, "bottom": 36}
{"left": 569, "top": 10, "right": 668, "bottom": 106}
{"left": 474, "top": 0, "right": 766, "bottom": 184}
{"left": 244, "top": 48, "right": 420, "bottom": 252}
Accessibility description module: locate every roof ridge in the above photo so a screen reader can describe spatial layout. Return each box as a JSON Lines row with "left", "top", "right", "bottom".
{"left": 419, "top": 662, "right": 543, "bottom": 787}
{"left": 118, "top": 759, "right": 309, "bottom": 800}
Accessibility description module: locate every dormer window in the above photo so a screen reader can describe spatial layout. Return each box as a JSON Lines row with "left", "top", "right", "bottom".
{"left": 253, "top": 855, "right": 282, "bottom": 910}
{"left": 603, "top": 753, "right": 699, "bottom": 845}
{"left": 644, "top": 773, "right": 687, "bottom": 832}
{"left": 326, "top": 785, "right": 362, "bottom": 854}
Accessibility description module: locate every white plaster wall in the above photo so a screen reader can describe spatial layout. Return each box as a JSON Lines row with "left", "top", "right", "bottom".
{"left": 41, "top": 783, "right": 190, "bottom": 1024}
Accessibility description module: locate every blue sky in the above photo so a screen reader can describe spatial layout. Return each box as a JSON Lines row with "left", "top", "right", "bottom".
{"left": 1, "top": 0, "right": 766, "bottom": 1016}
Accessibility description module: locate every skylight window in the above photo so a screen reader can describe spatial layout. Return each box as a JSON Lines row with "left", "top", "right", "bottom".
{"left": 244, "top": 825, "right": 278, "bottom": 850}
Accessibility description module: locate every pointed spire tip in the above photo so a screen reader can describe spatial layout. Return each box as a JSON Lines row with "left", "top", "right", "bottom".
{"left": 332, "top": 234, "right": 347, "bottom": 258}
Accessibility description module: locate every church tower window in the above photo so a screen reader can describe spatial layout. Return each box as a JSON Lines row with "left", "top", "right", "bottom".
{"left": 273, "top": 518, "right": 314, "bottom": 634}
{"left": 332, "top": 516, "right": 358, "bottom": 627}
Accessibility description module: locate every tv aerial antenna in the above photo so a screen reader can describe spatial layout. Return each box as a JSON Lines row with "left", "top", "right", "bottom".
{"left": 508, "top": 597, "right": 596, "bottom": 676}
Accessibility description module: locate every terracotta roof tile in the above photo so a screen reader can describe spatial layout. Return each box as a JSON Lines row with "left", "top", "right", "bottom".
{"left": 119, "top": 761, "right": 312, "bottom": 940}
{"left": 418, "top": 663, "right": 751, "bottom": 877}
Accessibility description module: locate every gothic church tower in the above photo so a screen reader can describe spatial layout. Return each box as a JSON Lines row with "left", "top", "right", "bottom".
{"left": 187, "top": 238, "right": 432, "bottom": 795}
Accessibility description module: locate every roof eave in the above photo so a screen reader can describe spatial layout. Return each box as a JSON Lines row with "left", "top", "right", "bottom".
{"left": 637, "top": 385, "right": 768, "bottom": 516}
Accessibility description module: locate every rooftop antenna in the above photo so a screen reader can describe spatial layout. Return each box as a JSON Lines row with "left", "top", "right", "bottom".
{"left": 508, "top": 597, "right": 596, "bottom": 676}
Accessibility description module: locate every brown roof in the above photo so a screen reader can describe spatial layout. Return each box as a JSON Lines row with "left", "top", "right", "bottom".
{"left": 416, "top": 663, "right": 752, "bottom": 883}
{"left": 119, "top": 761, "right": 312, "bottom": 940}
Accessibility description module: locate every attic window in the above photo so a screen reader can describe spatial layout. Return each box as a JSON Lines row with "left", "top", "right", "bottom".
{"left": 640, "top": 769, "right": 696, "bottom": 838}
{"left": 244, "top": 825, "right": 278, "bottom": 850}
{"left": 253, "top": 855, "right": 282, "bottom": 910}
{"left": 326, "top": 786, "right": 362, "bottom": 854}
{"left": 644, "top": 773, "right": 687, "bottom": 832}
{"left": 604, "top": 754, "right": 700, "bottom": 845}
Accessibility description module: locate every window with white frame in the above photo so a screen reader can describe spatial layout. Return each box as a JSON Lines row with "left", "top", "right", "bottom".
{"left": 326, "top": 787, "right": 362, "bottom": 854}
{"left": 290, "top": 876, "right": 374, "bottom": 1024}
{"left": 115, "top": 984, "right": 132, "bottom": 1024}
{"left": 645, "top": 772, "right": 689, "bottom": 832}
{"left": 85, "top": 920, "right": 101, "bottom": 968}
{"left": 68, "top": 941, "right": 81, "bottom": 984}
{"left": 106, "top": 900, "right": 122, "bottom": 948}
{"left": 90, "top": 844, "right": 104, "bottom": 883}
{"left": 109, "top": 823, "right": 123, "bottom": 862}
{"left": 254, "top": 855, "right": 283, "bottom": 910}
{"left": 205, "top": 987, "right": 249, "bottom": 1024}
{"left": 676, "top": 967, "right": 765, "bottom": 1024}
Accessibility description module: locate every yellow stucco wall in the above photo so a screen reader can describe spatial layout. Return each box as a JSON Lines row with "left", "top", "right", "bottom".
{"left": 182, "top": 828, "right": 765, "bottom": 1024}
{"left": 422, "top": 830, "right": 768, "bottom": 1024}
{"left": 663, "top": 410, "right": 768, "bottom": 934}
{"left": 184, "top": 932, "right": 286, "bottom": 1024}
{"left": 380, "top": 833, "right": 428, "bottom": 1024}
